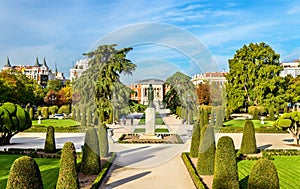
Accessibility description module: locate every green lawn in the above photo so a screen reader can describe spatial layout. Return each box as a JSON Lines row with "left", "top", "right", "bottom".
{"left": 32, "top": 119, "right": 79, "bottom": 127}
{"left": 0, "top": 155, "right": 60, "bottom": 189}
{"left": 238, "top": 156, "right": 300, "bottom": 189}
{"left": 133, "top": 128, "right": 169, "bottom": 133}
{"left": 220, "top": 119, "right": 286, "bottom": 133}
{"left": 138, "top": 113, "right": 165, "bottom": 125}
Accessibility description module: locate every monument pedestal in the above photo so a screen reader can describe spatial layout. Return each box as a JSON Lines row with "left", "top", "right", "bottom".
{"left": 139, "top": 107, "right": 161, "bottom": 139}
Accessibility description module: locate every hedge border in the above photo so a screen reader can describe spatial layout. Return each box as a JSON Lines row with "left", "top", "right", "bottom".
{"left": 181, "top": 152, "right": 206, "bottom": 189}
{"left": 117, "top": 134, "right": 183, "bottom": 144}
{"left": 91, "top": 152, "right": 117, "bottom": 189}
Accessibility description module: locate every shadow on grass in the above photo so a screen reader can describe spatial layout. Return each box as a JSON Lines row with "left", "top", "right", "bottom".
{"left": 239, "top": 175, "right": 249, "bottom": 189}
{"left": 257, "top": 144, "right": 272, "bottom": 149}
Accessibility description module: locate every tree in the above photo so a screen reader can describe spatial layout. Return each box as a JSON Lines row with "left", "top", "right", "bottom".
{"left": 0, "top": 102, "right": 32, "bottom": 145}
{"left": 196, "top": 83, "right": 211, "bottom": 105}
{"left": 81, "top": 128, "right": 101, "bottom": 175}
{"left": 44, "top": 126, "right": 56, "bottom": 153}
{"left": 46, "top": 79, "right": 62, "bottom": 92}
{"left": 240, "top": 120, "right": 257, "bottom": 154}
{"left": 248, "top": 159, "right": 279, "bottom": 189}
{"left": 215, "top": 107, "right": 223, "bottom": 128}
{"left": 164, "top": 72, "right": 196, "bottom": 117}
{"left": 81, "top": 108, "right": 86, "bottom": 127}
{"left": 226, "top": 42, "right": 282, "bottom": 112}
{"left": 56, "top": 142, "right": 79, "bottom": 189}
{"left": 6, "top": 156, "right": 43, "bottom": 189}
{"left": 44, "top": 90, "right": 66, "bottom": 106}
{"left": 213, "top": 136, "right": 239, "bottom": 189}
{"left": 41, "top": 107, "right": 49, "bottom": 119}
{"left": 273, "top": 111, "right": 300, "bottom": 144}
{"left": 197, "top": 125, "right": 215, "bottom": 175}
{"left": 190, "top": 121, "right": 201, "bottom": 158}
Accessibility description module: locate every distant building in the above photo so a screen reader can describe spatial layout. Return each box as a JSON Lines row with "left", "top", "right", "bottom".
{"left": 69, "top": 58, "right": 90, "bottom": 82}
{"left": 2, "top": 56, "right": 65, "bottom": 87}
{"left": 130, "top": 78, "right": 170, "bottom": 108}
{"left": 280, "top": 60, "right": 300, "bottom": 78}
{"left": 191, "top": 72, "right": 227, "bottom": 86}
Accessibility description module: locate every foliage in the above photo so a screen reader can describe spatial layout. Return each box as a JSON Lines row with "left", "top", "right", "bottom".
{"left": 44, "top": 126, "right": 56, "bottom": 153}
{"left": 61, "top": 85, "right": 72, "bottom": 105}
{"left": 87, "top": 110, "right": 92, "bottom": 126}
{"left": 196, "top": 83, "right": 211, "bottom": 105}
{"left": 48, "top": 105, "right": 58, "bottom": 115}
{"left": 190, "top": 121, "right": 201, "bottom": 158}
{"left": 30, "top": 107, "right": 34, "bottom": 120}
{"left": 81, "top": 108, "right": 86, "bottom": 127}
{"left": 226, "top": 42, "right": 283, "bottom": 112}
{"left": 42, "top": 107, "right": 49, "bottom": 119}
{"left": 213, "top": 136, "right": 239, "bottom": 189}
{"left": 203, "top": 108, "right": 209, "bottom": 125}
{"left": 215, "top": 107, "right": 223, "bottom": 127}
{"left": 44, "top": 90, "right": 66, "bottom": 107}
{"left": 0, "top": 69, "right": 44, "bottom": 105}
{"left": 247, "top": 159, "right": 279, "bottom": 189}
{"left": 56, "top": 142, "right": 79, "bottom": 189}
{"left": 98, "top": 123, "right": 109, "bottom": 158}
{"left": 269, "top": 106, "right": 275, "bottom": 121}
{"left": 81, "top": 128, "right": 101, "bottom": 175}
{"left": 164, "top": 72, "right": 196, "bottom": 117}
{"left": 6, "top": 156, "right": 43, "bottom": 189}
{"left": 273, "top": 111, "right": 300, "bottom": 144}
{"left": 181, "top": 153, "right": 206, "bottom": 189}
{"left": 58, "top": 105, "right": 70, "bottom": 114}
{"left": 197, "top": 125, "right": 215, "bottom": 175}
{"left": 129, "top": 100, "right": 147, "bottom": 113}
{"left": 46, "top": 79, "right": 62, "bottom": 92}
{"left": 240, "top": 120, "right": 257, "bottom": 154}
{"left": 0, "top": 102, "right": 32, "bottom": 145}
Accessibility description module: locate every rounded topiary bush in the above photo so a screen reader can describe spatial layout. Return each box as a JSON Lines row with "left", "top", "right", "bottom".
{"left": 81, "top": 128, "right": 101, "bottom": 175}
{"left": 98, "top": 122, "right": 109, "bottom": 158}
{"left": 213, "top": 136, "right": 239, "bottom": 189}
{"left": 56, "top": 142, "right": 79, "bottom": 189}
{"left": 248, "top": 159, "right": 279, "bottom": 189}
{"left": 190, "top": 121, "right": 201, "bottom": 158}
{"left": 44, "top": 126, "right": 56, "bottom": 153}
{"left": 42, "top": 107, "right": 49, "bottom": 119}
{"left": 240, "top": 120, "right": 257, "bottom": 154}
{"left": 197, "top": 125, "right": 215, "bottom": 175}
{"left": 6, "top": 156, "right": 43, "bottom": 189}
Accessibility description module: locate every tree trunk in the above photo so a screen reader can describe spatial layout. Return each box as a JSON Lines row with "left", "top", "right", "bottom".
{"left": 0, "top": 133, "right": 13, "bottom": 145}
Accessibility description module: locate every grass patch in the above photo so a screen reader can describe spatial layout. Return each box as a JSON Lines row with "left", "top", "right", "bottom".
{"left": 138, "top": 113, "right": 165, "bottom": 125}
{"left": 133, "top": 128, "right": 169, "bottom": 133}
{"left": 0, "top": 154, "right": 60, "bottom": 189}
{"left": 32, "top": 119, "right": 79, "bottom": 127}
{"left": 238, "top": 156, "right": 300, "bottom": 189}
{"left": 220, "top": 119, "right": 286, "bottom": 133}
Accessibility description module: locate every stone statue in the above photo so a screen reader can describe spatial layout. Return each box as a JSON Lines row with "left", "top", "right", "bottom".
{"left": 148, "top": 84, "right": 154, "bottom": 107}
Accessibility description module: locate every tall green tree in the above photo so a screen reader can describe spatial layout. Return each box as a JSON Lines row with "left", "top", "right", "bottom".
{"left": 226, "top": 42, "right": 283, "bottom": 112}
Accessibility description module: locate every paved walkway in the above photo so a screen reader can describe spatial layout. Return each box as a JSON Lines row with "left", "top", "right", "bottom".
{"left": 1, "top": 109, "right": 299, "bottom": 189}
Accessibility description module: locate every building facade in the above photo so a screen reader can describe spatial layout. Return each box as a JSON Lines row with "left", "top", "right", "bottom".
{"left": 130, "top": 78, "right": 170, "bottom": 108}
{"left": 2, "top": 56, "right": 65, "bottom": 87}
{"left": 191, "top": 72, "right": 227, "bottom": 86}
{"left": 280, "top": 60, "right": 300, "bottom": 78}
{"left": 69, "top": 58, "right": 90, "bottom": 82}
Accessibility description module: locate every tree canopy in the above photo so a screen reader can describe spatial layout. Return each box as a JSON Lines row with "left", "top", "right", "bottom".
{"left": 226, "top": 42, "right": 283, "bottom": 112}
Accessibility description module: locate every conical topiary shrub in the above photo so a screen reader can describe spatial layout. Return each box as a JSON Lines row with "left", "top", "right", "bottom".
{"left": 56, "top": 142, "right": 79, "bottom": 189}
{"left": 190, "top": 121, "right": 201, "bottom": 158}
{"left": 215, "top": 107, "right": 223, "bottom": 128}
{"left": 44, "top": 126, "right": 56, "bottom": 153}
{"left": 87, "top": 110, "right": 92, "bottom": 126}
{"left": 240, "top": 120, "right": 257, "bottom": 154}
{"left": 248, "top": 159, "right": 279, "bottom": 189}
{"left": 6, "top": 156, "right": 43, "bottom": 189}
{"left": 81, "top": 128, "right": 101, "bottom": 175}
{"left": 98, "top": 122, "right": 109, "bottom": 158}
{"left": 81, "top": 108, "right": 86, "bottom": 127}
{"left": 197, "top": 125, "right": 215, "bottom": 175}
{"left": 204, "top": 108, "right": 209, "bottom": 125}
{"left": 213, "top": 136, "right": 239, "bottom": 189}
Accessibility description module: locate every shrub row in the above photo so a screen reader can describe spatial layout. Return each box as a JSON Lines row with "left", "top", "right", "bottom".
{"left": 181, "top": 153, "right": 206, "bottom": 189}
{"left": 91, "top": 152, "right": 117, "bottom": 189}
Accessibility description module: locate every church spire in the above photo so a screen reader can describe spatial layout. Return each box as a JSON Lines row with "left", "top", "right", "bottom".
{"left": 34, "top": 56, "right": 40, "bottom": 67}
{"left": 42, "top": 56, "right": 48, "bottom": 68}
{"left": 4, "top": 55, "right": 12, "bottom": 67}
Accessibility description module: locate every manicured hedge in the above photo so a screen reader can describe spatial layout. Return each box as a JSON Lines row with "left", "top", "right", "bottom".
{"left": 98, "top": 123, "right": 109, "bottom": 158}
{"left": 197, "top": 125, "right": 215, "bottom": 175}
{"left": 240, "top": 120, "right": 257, "bottom": 154}
{"left": 248, "top": 159, "right": 279, "bottom": 189}
{"left": 190, "top": 121, "right": 201, "bottom": 158}
{"left": 181, "top": 153, "right": 206, "bottom": 189}
{"left": 81, "top": 128, "right": 101, "bottom": 175}
{"left": 44, "top": 126, "right": 56, "bottom": 153}
{"left": 56, "top": 142, "right": 79, "bottom": 189}
{"left": 6, "top": 156, "right": 43, "bottom": 189}
{"left": 213, "top": 136, "right": 239, "bottom": 189}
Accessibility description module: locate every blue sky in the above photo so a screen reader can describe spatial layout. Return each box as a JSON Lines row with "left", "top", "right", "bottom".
{"left": 0, "top": 0, "right": 300, "bottom": 83}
